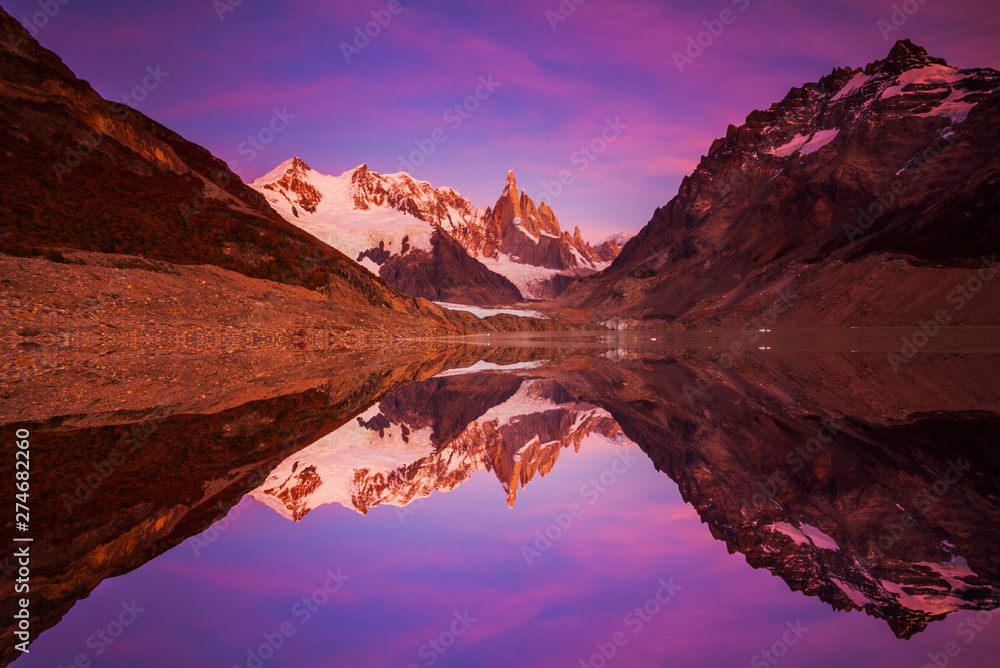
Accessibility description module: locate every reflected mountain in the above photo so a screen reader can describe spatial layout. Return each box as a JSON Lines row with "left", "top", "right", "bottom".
{"left": 0, "top": 343, "right": 567, "bottom": 667}
{"left": 3, "top": 341, "right": 1000, "bottom": 667}
{"left": 540, "top": 350, "right": 1000, "bottom": 638}
{"left": 247, "top": 348, "right": 1000, "bottom": 639}
{"left": 253, "top": 373, "right": 628, "bottom": 519}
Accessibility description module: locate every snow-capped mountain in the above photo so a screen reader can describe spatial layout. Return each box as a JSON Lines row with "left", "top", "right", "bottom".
{"left": 560, "top": 39, "right": 1000, "bottom": 326}
{"left": 251, "top": 160, "right": 628, "bottom": 301}
{"left": 595, "top": 232, "right": 634, "bottom": 262}
{"left": 551, "top": 352, "right": 1000, "bottom": 638}
{"left": 0, "top": 9, "right": 442, "bottom": 318}
{"left": 252, "top": 159, "right": 473, "bottom": 274}
{"left": 251, "top": 374, "right": 629, "bottom": 520}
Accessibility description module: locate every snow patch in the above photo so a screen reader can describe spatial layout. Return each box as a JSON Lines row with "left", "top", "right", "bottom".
{"left": 771, "top": 134, "right": 810, "bottom": 157}
{"left": 515, "top": 219, "right": 540, "bottom": 244}
{"left": 252, "top": 166, "right": 435, "bottom": 264}
{"left": 251, "top": 405, "right": 436, "bottom": 520}
{"left": 479, "top": 254, "right": 568, "bottom": 300}
{"left": 771, "top": 129, "right": 839, "bottom": 157}
{"left": 830, "top": 577, "right": 871, "bottom": 608}
{"left": 434, "top": 302, "right": 548, "bottom": 319}
{"left": 770, "top": 522, "right": 839, "bottom": 551}
{"left": 800, "top": 128, "right": 840, "bottom": 155}
{"left": 882, "top": 64, "right": 963, "bottom": 99}
{"left": 603, "top": 232, "right": 634, "bottom": 246}
{"left": 916, "top": 88, "right": 979, "bottom": 123}
{"left": 831, "top": 72, "right": 872, "bottom": 102}
{"left": 434, "top": 360, "right": 547, "bottom": 378}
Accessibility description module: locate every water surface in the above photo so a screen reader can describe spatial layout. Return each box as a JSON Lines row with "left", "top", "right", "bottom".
{"left": 4, "top": 332, "right": 1000, "bottom": 667}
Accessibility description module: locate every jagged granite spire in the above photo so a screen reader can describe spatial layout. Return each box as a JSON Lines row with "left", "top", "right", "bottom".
{"left": 865, "top": 38, "right": 950, "bottom": 75}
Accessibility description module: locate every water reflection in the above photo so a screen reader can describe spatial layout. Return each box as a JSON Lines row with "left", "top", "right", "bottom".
{"left": 3, "top": 337, "right": 1000, "bottom": 667}
{"left": 254, "top": 373, "right": 628, "bottom": 519}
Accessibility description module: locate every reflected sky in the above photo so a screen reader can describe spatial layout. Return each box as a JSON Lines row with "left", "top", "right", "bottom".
{"left": 16, "top": 430, "right": 1000, "bottom": 668}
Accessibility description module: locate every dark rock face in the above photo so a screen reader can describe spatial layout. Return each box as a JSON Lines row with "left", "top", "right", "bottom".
{"left": 379, "top": 229, "right": 523, "bottom": 305}
{"left": 541, "top": 351, "right": 1000, "bottom": 639}
{"left": 560, "top": 40, "right": 1000, "bottom": 326}
{"left": 0, "top": 7, "right": 434, "bottom": 317}
{"left": 357, "top": 240, "right": 391, "bottom": 266}
{"left": 594, "top": 237, "right": 627, "bottom": 262}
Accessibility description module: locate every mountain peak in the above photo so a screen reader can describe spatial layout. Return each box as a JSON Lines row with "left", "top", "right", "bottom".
{"left": 351, "top": 162, "right": 376, "bottom": 184}
{"left": 866, "top": 38, "right": 949, "bottom": 75}
{"left": 257, "top": 156, "right": 311, "bottom": 183}
{"left": 501, "top": 170, "right": 519, "bottom": 201}
{"left": 887, "top": 39, "right": 931, "bottom": 62}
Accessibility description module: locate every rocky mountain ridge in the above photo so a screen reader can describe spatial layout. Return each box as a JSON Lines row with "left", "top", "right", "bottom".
{"left": 0, "top": 6, "right": 469, "bottom": 328}
{"left": 560, "top": 40, "right": 1000, "bottom": 326}
{"left": 252, "top": 159, "right": 628, "bottom": 301}
{"left": 253, "top": 374, "right": 627, "bottom": 519}
{"left": 542, "top": 351, "right": 1000, "bottom": 639}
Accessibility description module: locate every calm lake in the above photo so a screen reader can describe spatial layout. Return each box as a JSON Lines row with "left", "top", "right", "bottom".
{"left": 5, "top": 330, "right": 1000, "bottom": 668}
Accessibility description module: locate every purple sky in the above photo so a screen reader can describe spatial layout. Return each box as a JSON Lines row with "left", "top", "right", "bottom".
{"left": 8, "top": 0, "right": 1000, "bottom": 241}
{"left": 16, "top": 436, "right": 1000, "bottom": 667}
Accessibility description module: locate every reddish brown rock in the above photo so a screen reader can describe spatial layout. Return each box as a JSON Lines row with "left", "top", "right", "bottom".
{"left": 560, "top": 40, "right": 1000, "bottom": 327}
